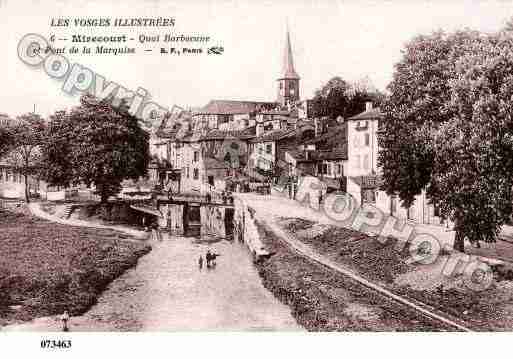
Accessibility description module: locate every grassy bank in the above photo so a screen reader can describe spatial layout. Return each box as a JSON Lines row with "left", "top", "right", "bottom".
{"left": 253, "top": 219, "right": 451, "bottom": 331}
{"left": 0, "top": 208, "right": 151, "bottom": 326}
{"left": 279, "top": 217, "right": 513, "bottom": 330}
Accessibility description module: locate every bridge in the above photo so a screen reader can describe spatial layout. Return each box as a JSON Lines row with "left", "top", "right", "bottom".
{"left": 129, "top": 190, "right": 235, "bottom": 238}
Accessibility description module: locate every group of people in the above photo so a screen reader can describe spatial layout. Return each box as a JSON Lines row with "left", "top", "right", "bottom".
{"left": 198, "top": 249, "right": 220, "bottom": 269}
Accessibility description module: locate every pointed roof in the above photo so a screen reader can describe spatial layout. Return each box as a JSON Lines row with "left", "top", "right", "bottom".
{"left": 280, "top": 28, "right": 300, "bottom": 80}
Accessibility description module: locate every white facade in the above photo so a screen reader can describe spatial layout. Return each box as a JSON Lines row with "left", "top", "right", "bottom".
{"left": 344, "top": 103, "right": 444, "bottom": 226}
{"left": 249, "top": 141, "right": 275, "bottom": 171}
{"left": 345, "top": 117, "right": 379, "bottom": 177}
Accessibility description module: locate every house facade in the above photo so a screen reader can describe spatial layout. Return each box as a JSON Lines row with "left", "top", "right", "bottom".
{"left": 344, "top": 103, "right": 444, "bottom": 225}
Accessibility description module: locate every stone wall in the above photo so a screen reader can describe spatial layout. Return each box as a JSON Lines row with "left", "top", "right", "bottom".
{"left": 200, "top": 205, "right": 226, "bottom": 238}
{"left": 233, "top": 196, "right": 269, "bottom": 259}
{"left": 158, "top": 203, "right": 185, "bottom": 235}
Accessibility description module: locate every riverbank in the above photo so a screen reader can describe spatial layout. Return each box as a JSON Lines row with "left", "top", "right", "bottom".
{"left": 253, "top": 218, "right": 451, "bottom": 331}
{"left": 0, "top": 207, "right": 151, "bottom": 327}
{"left": 279, "top": 217, "right": 513, "bottom": 330}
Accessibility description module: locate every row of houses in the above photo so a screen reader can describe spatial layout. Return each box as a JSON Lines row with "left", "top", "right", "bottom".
{"left": 147, "top": 26, "right": 444, "bottom": 226}
{"left": 1, "top": 26, "right": 445, "bottom": 228}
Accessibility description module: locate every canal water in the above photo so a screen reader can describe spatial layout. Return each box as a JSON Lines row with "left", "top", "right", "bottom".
{"left": 68, "top": 234, "right": 300, "bottom": 331}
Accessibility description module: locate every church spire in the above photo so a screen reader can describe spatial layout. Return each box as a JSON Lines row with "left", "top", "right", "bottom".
{"left": 277, "top": 25, "right": 300, "bottom": 107}
{"left": 281, "top": 27, "right": 300, "bottom": 80}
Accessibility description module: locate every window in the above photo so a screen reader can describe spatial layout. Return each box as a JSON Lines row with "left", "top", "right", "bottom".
{"left": 193, "top": 151, "right": 199, "bottom": 163}
{"left": 407, "top": 206, "right": 414, "bottom": 220}
{"left": 434, "top": 204, "right": 441, "bottom": 217}
{"left": 266, "top": 144, "right": 272, "bottom": 154}
{"left": 193, "top": 168, "right": 199, "bottom": 180}
{"left": 390, "top": 195, "right": 397, "bottom": 215}
{"left": 365, "top": 133, "right": 370, "bottom": 146}
{"left": 363, "top": 155, "right": 369, "bottom": 170}
{"left": 186, "top": 167, "right": 190, "bottom": 178}
{"left": 336, "top": 163, "right": 342, "bottom": 175}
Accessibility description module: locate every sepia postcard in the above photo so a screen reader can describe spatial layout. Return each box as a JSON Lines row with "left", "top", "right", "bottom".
{"left": 1, "top": 0, "right": 513, "bottom": 357}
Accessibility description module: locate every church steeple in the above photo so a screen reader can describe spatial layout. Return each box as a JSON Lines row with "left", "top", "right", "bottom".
{"left": 277, "top": 27, "right": 300, "bottom": 107}
{"left": 282, "top": 29, "right": 300, "bottom": 80}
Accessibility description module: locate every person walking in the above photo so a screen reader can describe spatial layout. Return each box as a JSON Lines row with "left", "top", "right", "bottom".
{"left": 198, "top": 255, "right": 204, "bottom": 270}
{"left": 206, "top": 250, "right": 212, "bottom": 268}
{"left": 60, "top": 311, "right": 70, "bottom": 332}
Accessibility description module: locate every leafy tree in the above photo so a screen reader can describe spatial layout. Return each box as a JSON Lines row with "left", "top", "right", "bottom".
{"left": 3, "top": 113, "right": 45, "bottom": 202}
{"left": 40, "top": 94, "right": 150, "bottom": 203}
{"left": 0, "top": 124, "right": 13, "bottom": 157}
{"left": 379, "top": 29, "right": 513, "bottom": 252}
{"left": 311, "top": 76, "right": 381, "bottom": 120}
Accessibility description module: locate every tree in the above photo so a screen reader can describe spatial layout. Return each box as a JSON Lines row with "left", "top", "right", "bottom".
{"left": 40, "top": 94, "right": 150, "bottom": 203}
{"left": 3, "top": 113, "right": 45, "bottom": 202}
{"left": 0, "top": 124, "right": 13, "bottom": 157}
{"left": 311, "top": 76, "right": 381, "bottom": 120}
{"left": 378, "top": 29, "right": 513, "bottom": 252}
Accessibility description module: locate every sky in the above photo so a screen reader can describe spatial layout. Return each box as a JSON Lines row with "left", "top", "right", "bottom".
{"left": 1, "top": 0, "right": 513, "bottom": 117}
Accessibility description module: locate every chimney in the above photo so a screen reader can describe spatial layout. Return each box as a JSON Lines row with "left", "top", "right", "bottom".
{"left": 366, "top": 101, "right": 373, "bottom": 112}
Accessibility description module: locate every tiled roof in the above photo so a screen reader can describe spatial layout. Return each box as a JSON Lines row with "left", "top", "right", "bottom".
{"left": 194, "top": 100, "right": 276, "bottom": 115}
{"left": 349, "top": 175, "right": 383, "bottom": 189}
{"left": 287, "top": 145, "right": 347, "bottom": 162}
{"left": 178, "top": 132, "right": 199, "bottom": 142}
{"left": 250, "top": 124, "right": 315, "bottom": 143}
{"left": 260, "top": 110, "right": 291, "bottom": 116}
{"left": 200, "top": 127, "right": 256, "bottom": 141}
{"left": 317, "top": 147, "right": 348, "bottom": 160}
{"left": 347, "top": 108, "right": 383, "bottom": 121}
{"left": 250, "top": 128, "right": 296, "bottom": 143}
{"left": 155, "top": 110, "right": 192, "bottom": 138}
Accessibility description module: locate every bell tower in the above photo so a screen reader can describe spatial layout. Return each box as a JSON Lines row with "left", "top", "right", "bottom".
{"left": 277, "top": 28, "right": 300, "bottom": 107}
